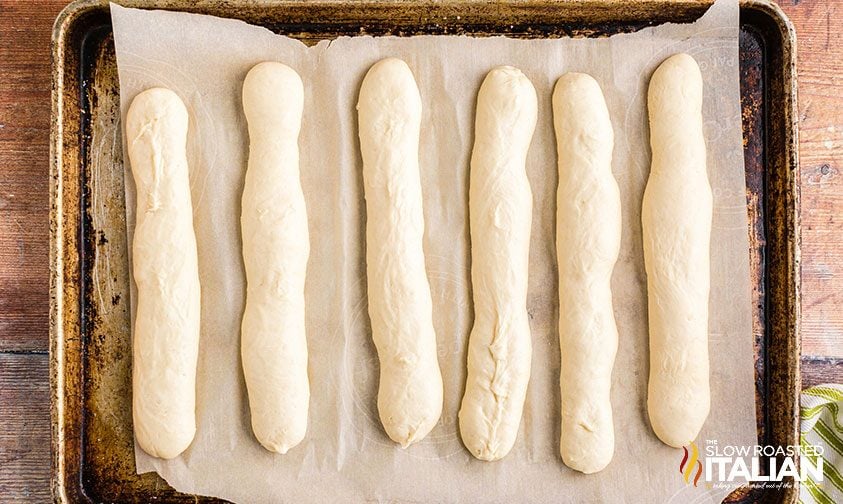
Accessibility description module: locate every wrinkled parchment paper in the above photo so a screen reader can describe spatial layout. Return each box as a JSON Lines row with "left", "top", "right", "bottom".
{"left": 112, "top": 0, "right": 755, "bottom": 501}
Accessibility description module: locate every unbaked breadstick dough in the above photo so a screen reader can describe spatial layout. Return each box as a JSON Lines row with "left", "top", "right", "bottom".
{"left": 643, "top": 53, "right": 712, "bottom": 448}
{"left": 458, "top": 66, "right": 537, "bottom": 461}
{"left": 127, "top": 88, "right": 201, "bottom": 460}
{"left": 357, "top": 58, "right": 444, "bottom": 448}
{"left": 553, "top": 73, "right": 621, "bottom": 474}
{"left": 240, "top": 62, "right": 310, "bottom": 454}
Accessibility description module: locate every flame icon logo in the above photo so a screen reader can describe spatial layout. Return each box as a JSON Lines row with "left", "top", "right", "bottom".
{"left": 679, "top": 441, "right": 703, "bottom": 487}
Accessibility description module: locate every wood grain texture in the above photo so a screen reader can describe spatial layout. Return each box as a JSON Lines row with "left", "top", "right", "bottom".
{"left": 0, "top": 0, "right": 68, "bottom": 351}
{"left": 0, "top": 353, "right": 50, "bottom": 503}
{"left": 778, "top": 0, "right": 843, "bottom": 359}
{"left": 802, "top": 357, "right": 843, "bottom": 388}
{"left": 0, "top": 2, "right": 81, "bottom": 502}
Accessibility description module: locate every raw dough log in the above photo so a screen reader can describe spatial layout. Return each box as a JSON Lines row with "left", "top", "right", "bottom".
{"left": 357, "top": 58, "right": 444, "bottom": 447}
{"left": 458, "top": 66, "right": 537, "bottom": 461}
{"left": 240, "top": 62, "right": 310, "bottom": 454}
{"left": 643, "top": 53, "right": 712, "bottom": 448}
{"left": 554, "top": 73, "right": 621, "bottom": 474}
{"left": 127, "top": 88, "right": 201, "bottom": 460}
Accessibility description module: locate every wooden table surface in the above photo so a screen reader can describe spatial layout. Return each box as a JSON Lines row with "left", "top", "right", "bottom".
{"left": 1, "top": 0, "right": 841, "bottom": 501}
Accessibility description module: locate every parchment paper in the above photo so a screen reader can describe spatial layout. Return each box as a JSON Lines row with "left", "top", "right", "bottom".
{"left": 111, "top": 0, "right": 755, "bottom": 501}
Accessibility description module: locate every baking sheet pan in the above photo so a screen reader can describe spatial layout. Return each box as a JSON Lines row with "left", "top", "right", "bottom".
{"left": 49, "top": 1, "right": 800, "bottom": 502}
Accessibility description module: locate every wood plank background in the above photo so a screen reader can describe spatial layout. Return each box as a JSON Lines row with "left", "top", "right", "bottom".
{"left": 0, "top": 0, "right": 839, "bottom": 501}
{"left": 0, "top": 1, "right": 64, "bottom": 500}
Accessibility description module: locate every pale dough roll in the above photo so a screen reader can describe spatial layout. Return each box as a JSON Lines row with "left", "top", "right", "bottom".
{"left": 127, "top": 88, "right": 201, "bottom": 460}
{"left": 643, "top": 53, "right": 712, "bottom": 448}
{"left": 240, "top": 62, "right": 310, "bottom": 454}
{"left": 357, "top": 58, "right": 444, "bottom": 448}
{"left": 458, "top": 66, "right": 537, "bottom": 461}
{"left": 553, "top": 73, "right": 621, "bottom": 474}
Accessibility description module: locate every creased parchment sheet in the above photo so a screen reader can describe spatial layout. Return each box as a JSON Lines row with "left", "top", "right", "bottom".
{"left": 111, "top": 0, "right": 754, "bottom": 501}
